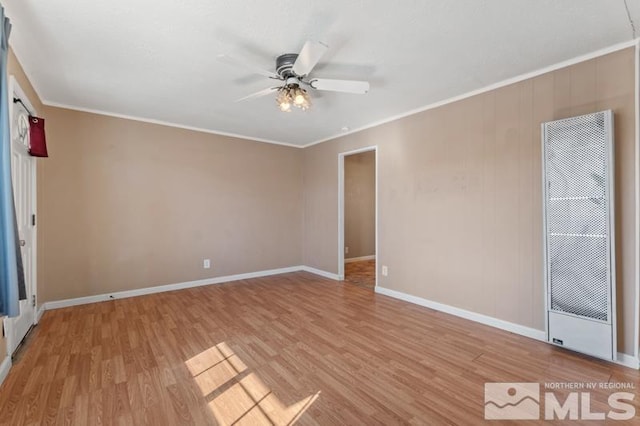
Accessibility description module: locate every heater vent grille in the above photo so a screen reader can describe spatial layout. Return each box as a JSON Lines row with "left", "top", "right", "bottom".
{"left": 548, "top": 235, "right": 608, "bottom": 321}
{"left": 544, "top": 111, "right": 612, "bottom": 323}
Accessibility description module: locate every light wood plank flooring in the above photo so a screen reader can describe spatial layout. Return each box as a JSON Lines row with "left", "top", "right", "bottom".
{"left": 344, "top": 260, "right": 376, "bottom": 289}
{"left": 0, "top": 271, "right": 638, "bottom": 425}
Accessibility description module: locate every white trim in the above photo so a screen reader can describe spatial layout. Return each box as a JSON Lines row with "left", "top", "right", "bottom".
{"left": 40, "top": 266, "right": 340, "bottom": 311}
{"left": 9, "top": 75, "right": 38, "bottom": 317}
{"left": 633, "top": 40, "right": 640, "bottom": 363}
{"left": 24, "top": 264, "right": 640, "bottom": 370}
{"left": 6, "top": 76, "right": 39, "bottom": 355}
{"left": 376, "top": 286, "right": 640, "bottom": 369}
{"left": 40, "top": 101, "right": 303, "bottom": 149}
{"left": 35, "top": 304, "right": 45, "bottom": 324}
{"left": 615, "top": 352, "right": 640, "bottom": 369}
{"left": 345, "top": 255, "right": 376, "bottom": 263}
{"left": 338, "top": 146, "right": 378, "bottom": 283}
{"left": 11, "top": 39, "right": 636, "bottom": 150}
{"left": 0, "top": 356, "right": 11, "bottom": 387}
{"left": 303, "top": 39, "right": 640, "bottom": 148}
{"left": 300, "top": 266, "right": 340, "bottom": 281}
{"left": 375, "top": 286, "right": 547, "bottom": 341}
{"left": 374, "top": 148, "right": 379, "bottom": 290}
{"left": 338, "top": 152, "right": 344, "bottom": 281}
{"left": 44, "top": 266, "right": 304, "bottom": 310}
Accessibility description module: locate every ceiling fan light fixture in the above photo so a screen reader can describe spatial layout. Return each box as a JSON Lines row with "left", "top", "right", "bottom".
{"left": 225, "top": 40, "right": 368, "bottom": 111}
{"left": 293, "top": 87, "right": 305, "bottom": 105}
{"left": 294, "top": 87, "right": 311, "bottom": 111}
{"left": 276, "top": 88, "right": 292, "bottom": 112}
{"left": 276, "top": 84, "right": 311, "bottom": 112}
{"left": 279, "top": 101, "right": 291, "bottom": 112}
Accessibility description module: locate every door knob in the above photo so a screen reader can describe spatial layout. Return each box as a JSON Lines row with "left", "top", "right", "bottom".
{"left": 19, "top": 239, "right": 25, "bottom": 246}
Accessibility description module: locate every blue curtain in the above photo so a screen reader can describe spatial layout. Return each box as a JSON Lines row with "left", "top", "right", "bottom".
{"left": 0, "top": 5, "right": 24, "bottom": 317}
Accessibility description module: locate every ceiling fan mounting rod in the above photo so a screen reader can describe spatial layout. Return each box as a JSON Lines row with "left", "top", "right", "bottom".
{"left": 276, "top": 53, "right": 300, "bottom": 78}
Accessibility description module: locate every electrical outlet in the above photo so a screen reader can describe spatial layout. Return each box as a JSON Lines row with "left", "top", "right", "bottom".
{"left": 203, "top": 259, "right": 211, "bottom": 269}
{"left": 345, "top": 246, "right": 349, "bottom": 254}
{"left": 381, "top": 265, "right": 388, "bottom": 276}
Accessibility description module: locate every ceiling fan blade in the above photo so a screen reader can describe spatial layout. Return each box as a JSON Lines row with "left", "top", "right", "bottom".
{"left": 235, "top": 86, "right": 279, "bottom": 102}
{"left": 292, "top": 41, "right": 328, "bottom": 77}
{"left": 309, "top": 78, "right": 370, "bottom": 94}
{"left": 217, "top": 54, "right": 280, "bottom": 80}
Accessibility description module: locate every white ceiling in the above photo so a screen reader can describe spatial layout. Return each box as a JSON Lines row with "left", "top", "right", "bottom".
{"left": 4, "top": 0, "right": 639, "bottom": 147}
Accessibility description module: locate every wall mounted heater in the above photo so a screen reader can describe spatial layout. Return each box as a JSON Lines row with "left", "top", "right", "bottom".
{"left": 542, "top": 110, "right": 616, "bottom": 361}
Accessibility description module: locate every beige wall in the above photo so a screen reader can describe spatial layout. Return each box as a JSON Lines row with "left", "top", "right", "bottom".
{"left": 37, "top": 108, "right": 303, "bottom": 302}
{"left": 345, "top": 151, "right": 376, "bottom": 259}
{"left": 1, "top": 49, "right": 46, "bottom": 360}
{"left": 303, "top": 48, "right": 637, "bottom": 355}
{"left": 3, "top": 45, "right": 637, "bottom": 361}
{"left": 4, "top": 46, "right": 304, "bottom": 361}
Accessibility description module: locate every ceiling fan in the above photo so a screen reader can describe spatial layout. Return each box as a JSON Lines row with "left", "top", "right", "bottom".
{"left": 218, "top": 40, "right": 370, "bottom": 112}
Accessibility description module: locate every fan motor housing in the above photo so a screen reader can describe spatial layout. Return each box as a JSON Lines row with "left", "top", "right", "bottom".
{"left": 276, "top": 53, "right": 299, "bottom": 78}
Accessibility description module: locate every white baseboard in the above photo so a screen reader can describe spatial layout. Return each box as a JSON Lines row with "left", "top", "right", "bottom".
{"left": 35, "top": 304, "right": 46, "bottom": 324}
{"left": 375, "top": 286, "right": 546, "bottom": 341}
{"left": 615, "top": 352, "right": 640, "bottom": 369}
{"left": 22, "top": 268, "right": 640, "bottom": 370}
{"left": 300, "top": 266, "right": 340, "bottom": 280}
{"left": 0, "top": 356, "right": 11, "bottom": 387}
{"left": 376, "top": 286, "right": 640, "bottom": 369}
{"left": 42, "top": 265, "right": 340, "bottom": 311}
{"left": 44, "top": 266, "right": 305, "bottom": 310}
{"left": 345, "top": 255, "right": 376, "bottom": 263}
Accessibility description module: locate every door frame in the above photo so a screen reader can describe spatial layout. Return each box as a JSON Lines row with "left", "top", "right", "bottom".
{"left": 3, "top": 76, "right": 38, "bottom": 355}
{"left": 337, "top": 146, "right": 378, "bottom": 286}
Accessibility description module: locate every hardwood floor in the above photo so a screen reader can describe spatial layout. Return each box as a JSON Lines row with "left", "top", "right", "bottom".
{"left": 344, "top": 260, "right": 375, "bottom": 289}
{"left": 0, "top": 271, "right": 638, "bottom": 425}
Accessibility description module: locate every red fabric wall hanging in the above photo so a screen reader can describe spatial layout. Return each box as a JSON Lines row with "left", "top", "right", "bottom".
{"left": 28, "top": 116, "right": 48, "bottom": 157}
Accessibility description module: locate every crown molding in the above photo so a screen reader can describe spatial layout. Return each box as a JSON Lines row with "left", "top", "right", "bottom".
{"left": 10, "top": 37, "right": 639, "bottom": 149}
{"left": 303, "top": 38, "right": 639, "bottom": 148}
{"left": 41, "top": 100, "right": 303, "bottom": 148}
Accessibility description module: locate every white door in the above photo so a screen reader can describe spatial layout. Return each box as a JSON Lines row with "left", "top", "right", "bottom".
{"left": 3, "top": 94, "right": 36, "bottom": 355}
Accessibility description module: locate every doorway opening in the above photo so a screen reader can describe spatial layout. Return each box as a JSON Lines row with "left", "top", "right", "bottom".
{"left": 338, "top": 147, "right": 377, "bottom": 290}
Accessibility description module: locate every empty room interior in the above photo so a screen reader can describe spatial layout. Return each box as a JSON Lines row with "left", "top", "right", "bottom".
{"left": 2, "top": 1, "right": 640, "bottom": 424}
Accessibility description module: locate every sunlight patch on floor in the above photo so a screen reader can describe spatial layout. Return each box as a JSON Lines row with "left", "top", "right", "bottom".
{"left": 186, "top": 342, "right": 320, "bottom": 425}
